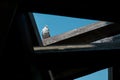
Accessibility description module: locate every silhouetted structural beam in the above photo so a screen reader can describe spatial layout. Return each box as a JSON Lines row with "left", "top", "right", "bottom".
{"left": 19, "top": 1, "right": 120, "bottom": 22}
{"left": 42, "top": 21, "right": 120, "bottom": 46}
{"left": 34, "top": 42, "right": 120, "bottom": 80}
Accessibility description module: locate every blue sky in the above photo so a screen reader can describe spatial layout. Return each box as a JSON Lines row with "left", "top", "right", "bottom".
{"left": 74, "top": 68, "right": 108, "bottom": 80}
{"left": 33, "top": 13, "right": 108, "bottom": 80}
{"left": 33, "top": 13, "right": 98, "bottom": 38}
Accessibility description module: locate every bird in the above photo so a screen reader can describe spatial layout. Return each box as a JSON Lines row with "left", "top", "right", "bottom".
{"left": 41, "top": 25, "right": 50, "bottom": 39}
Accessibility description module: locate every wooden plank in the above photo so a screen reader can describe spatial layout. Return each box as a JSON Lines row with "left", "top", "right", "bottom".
{"left": 42, "top": 21, "right": 115, "bottom": 46}
{"left": 34, "top": 42, "right": 120, "bottom": 53}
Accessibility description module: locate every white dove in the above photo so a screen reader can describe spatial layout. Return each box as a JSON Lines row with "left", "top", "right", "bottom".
{"left": 41, "top": 25, "right": 50, "bottom": 39}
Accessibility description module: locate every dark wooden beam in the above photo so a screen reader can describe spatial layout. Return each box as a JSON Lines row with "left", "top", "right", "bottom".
{"left": 18, "top": 0, "right": 120, "bottom": 22}
{"left": 25, "top": 13, "right": 43, "bottom": 46}
{"left": 34, "top": 42, "right": 120, "bottom": 80}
